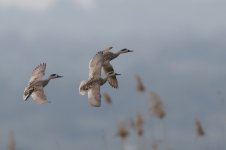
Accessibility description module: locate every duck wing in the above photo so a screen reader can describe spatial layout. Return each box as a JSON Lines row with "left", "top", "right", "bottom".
{"left": 31, "top": 86, "right": 48, "bottom": 104}
{"left": 29, "top": 63, "right": 46, "bottom": 83}
{"left": 102, "top": 62, "right": 118, "bottom": 88}
{"left": 88, "top": 51, "right": 104, "bottom": 79}
{"left": 88, "top": 84, "right": 101, "bottom": 107}
{"left": 102, "top": 46, "right": 113, "bottom": 53}
{"left": 23, "top": 63, "right": 46, "bottom": 101}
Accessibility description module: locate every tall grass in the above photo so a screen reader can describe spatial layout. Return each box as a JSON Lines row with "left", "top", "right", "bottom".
{"left": 116, "top": 121, "right": 130, "bottom": 150}
{"left": 5, "top": 74, "right": 226, "bottom": 150}
{"left": 135, "top": 75, "right": 146, "bottom": 93}
{"left": 8, "top": 130, "right": 15, "bottom": 150}
{"left": 195, "top": 119, "right": 205, "bottom": 137}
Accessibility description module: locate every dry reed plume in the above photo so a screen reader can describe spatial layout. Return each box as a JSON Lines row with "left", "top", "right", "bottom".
{"left": 152, "top": 142, "right": 158, "bottom": 150}
{"left": 103, "top": 92, "right": 112, "bottom": 104}
{"left": 117, "top": 121, "right": 130, "bottom": 140}
{"left": 195, "top": 119, "right": 205, "bottom": 137}
{"left": 135, "top": 75, "right": 145, "bottom": 92}
{"left": 8, "top": 130, "right": 15, "bottom": 150}
{"left": 150, "top": 92, "right": 166, "bottom": 119}
{"left": 134, "top": 113, "right": 144, "bottom": 136}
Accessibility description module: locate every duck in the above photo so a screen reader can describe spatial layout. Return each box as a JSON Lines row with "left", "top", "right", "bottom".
{"left": 79, "top": 51, "right": 120, "bottom": 107}
{"left": 23, "top": 63, "right": 63, "bottom": 104}
{"left": 102, "top": 47, "right": 133, "bottom": 88}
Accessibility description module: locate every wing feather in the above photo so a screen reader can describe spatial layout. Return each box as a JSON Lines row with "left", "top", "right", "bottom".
{"left": 102, "top": 62, "right": 118, "bottom": 88}
{"left": 29, "top": 63, "right": 46, "bottom": 83}
{"left": 31, "top": 86, "right": 48, "bottom": 104}
{"left": 102, "top": 46, "right": 113, "bottom": 54}
{"left": 88, "top": 85, "right": 101, "bottom": 107}
{"left": 89, "top": 52, "right": 103, "bottom": 79}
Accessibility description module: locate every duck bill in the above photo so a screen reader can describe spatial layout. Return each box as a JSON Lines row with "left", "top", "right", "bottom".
{"left": 128, "top": 49, "right": 133, "bottom": 52}
{"left": 57, "top": 75, "right": 63, "bottom": 78}
{"left": 115, "top": 73, "right": 121, "bottom": 76}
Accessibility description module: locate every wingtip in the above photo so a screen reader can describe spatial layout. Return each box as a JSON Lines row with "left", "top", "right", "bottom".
{"left": 89, "top": 100, "right": 101, "bottom": 107}
{"left": 23, "top": 95, "right": 29, "bottom": 101}
{"left": 36, "top": 100, "right": 49, "bottom": 104}
{"left": 111, "top": 84, "right": 119, "bottom": 89}
{"left": 114, "top": 85, "right": 119, "bottom": 88}
{"left": 79, "top": 80, "right": 87, "bottom": 95}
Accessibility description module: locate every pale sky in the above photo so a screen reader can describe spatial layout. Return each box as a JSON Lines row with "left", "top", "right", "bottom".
{"left": 0, "top": 0, "right": 226, "bottom": 150}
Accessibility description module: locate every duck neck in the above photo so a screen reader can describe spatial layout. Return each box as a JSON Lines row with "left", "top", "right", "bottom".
{"left": 106, "top": 52, "right": 119, "bottom": 61}
{"left": 43, "top": 78, "right": 51, "bottom": 87}
{"left": 115, "top": 51, "right": 122, "bottom": 57}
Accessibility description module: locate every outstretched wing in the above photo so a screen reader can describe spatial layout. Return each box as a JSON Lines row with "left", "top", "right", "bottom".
{"left": 102, "top": 62, "right": 118, "bottom": 88}
{"left": 23, "top": 86, "right": 33, "bottom": 101}
{"left": 89, "top": 51, "right": 104, "bottom": 79}
{"left": 88, "top": 84, "right": 101, "bottom": 107}
{"left": 29, "top": 63, "right": 46, "bottom": 83}
{"left": 31, "top": 86, "right": 48, "bottom": 104}
{"left": 102, "top": 46, "right": 113, "bottom": 54}
{"left": 23, "top": 63, "right": 46, "bottom": 100}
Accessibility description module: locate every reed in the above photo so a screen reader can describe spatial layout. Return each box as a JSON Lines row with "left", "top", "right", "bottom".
{"left": 101, "top": 129, "right": 109, "bottom": 150}
{"left": 149, "top": 92, "right": 166, "bottom": 119}
{"left": 195, "top": 119, "right": 205, "bottom": 137}
{"left": 116, "top": 121, "right": 130, "bottom": 150}
{"left": 103, "top": 92, "right": 112, "bottom": 105}
{"left": 134, "top": 113, "right": 144, "bottom": 137}
{"left": 133, "top": 113, "right": 145, "bottom": 150}
{"left": 152, "top": 141, "right": 158, "bottom": 150}
{"left": 135, "top": 75, "right": 146, "bottom": 92}
{"left": 103, "top": 92, "right": 118, "bottom": 123}
{"left": 117, "top": 121, "right": 129, "bottom": 140}
{"left": 149, "top": 91, "right": 172, "bottom": 150}
{"left": 8, "top": 130, "right": 15, "bottom": 150}
{"left": 216, "top": 90, "right": 226, "bottom": 150}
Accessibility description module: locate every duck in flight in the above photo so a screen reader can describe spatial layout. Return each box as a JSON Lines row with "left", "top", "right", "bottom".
{"left": 79, "top": 51, "right": 120, "bottom": 107}
{"left": 23, "top": 63, "right": 63, "bottom": 104}
{"left": 102, "top": 47, "right": 133, "bottom": 88}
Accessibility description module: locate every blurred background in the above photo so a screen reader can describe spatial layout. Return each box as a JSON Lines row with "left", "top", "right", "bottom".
{"left": 0, "top": 0, "right": 226, "bottom": 150}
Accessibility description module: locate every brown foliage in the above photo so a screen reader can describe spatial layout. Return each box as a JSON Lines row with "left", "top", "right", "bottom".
{"left": 103, "top": 92, "right": 112, "bottom": 104}
{"left": 150, "top": 92, "right": 166, "bottom": 119}
{"left": 135, "top": 113, "right": 144, "bottom": 136}
{"left": 117, "top": 121, "right": 129, "bottom": 140}
{"left": 135, "top": 75, "right": 145, "bottom": 92}
{"left": 195, "top": 119, "right": 205, "bottom": 137}
{"left": 8, "top": 130, "right": 15, "bottom": 150}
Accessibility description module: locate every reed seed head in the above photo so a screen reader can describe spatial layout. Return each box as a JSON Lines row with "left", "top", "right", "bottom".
{"left": 152, "top": 142, "right": 158, "bottom": 150}
{"left": 8, "top": 130, "right": 15, "bottom": 150}
{"left": 136, "top": 113, "right": 144, "bottom": 127}
{"left": 195, "top": 118, "right": 205, "bottom": 137}
{"left": 117, "top": 121, "right": 129, "bottom": 140}
{"left": 150, "top": 92, "right": 166, "bottom": 119}
{"left": 135, "top": 75, "right": 145, "bottom": 92}
{"left": 135, "top": 113, "right": 144, "bottom": 136}
{"left": 103, "top": 92, "right": 112, "bottom": 104}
